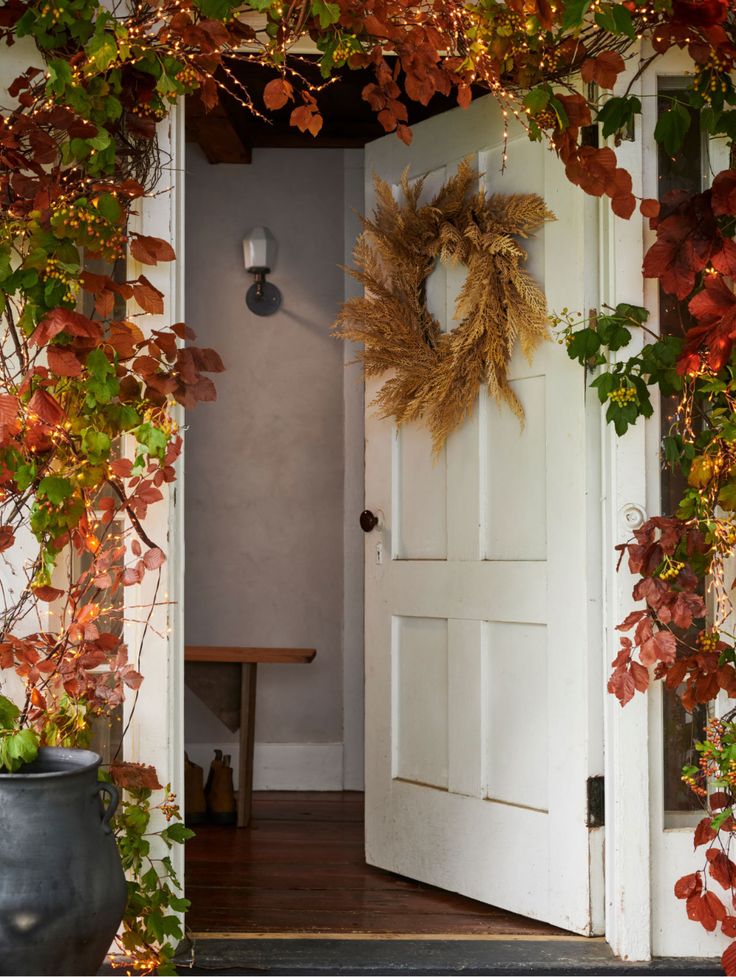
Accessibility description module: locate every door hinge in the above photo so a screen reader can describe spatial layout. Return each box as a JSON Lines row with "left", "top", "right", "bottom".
{"left": 587, "top": 775, "right": 605, "bottom": 828}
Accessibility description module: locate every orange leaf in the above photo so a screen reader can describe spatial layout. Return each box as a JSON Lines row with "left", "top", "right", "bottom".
{"left": 640, "top": 198, "right": 660, "bottom": 219}
{"left": 263, "top": 77, "right": 293, "bottom": 111}
{"left": 130, "top": 233, "right": 176, "bottom": 266}
{"left": 132, "top": 276, "right": 164, "bottom": 315}
{"left": 47, "top": 346, "right": 83, "bottom": 377}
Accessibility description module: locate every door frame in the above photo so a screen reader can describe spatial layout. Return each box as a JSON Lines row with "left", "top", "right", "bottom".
{"left": 130, "top": 103, "right": 187, "bottom": 883}
{"left": 154, "top": 65, "right": 682, "bottom": 956}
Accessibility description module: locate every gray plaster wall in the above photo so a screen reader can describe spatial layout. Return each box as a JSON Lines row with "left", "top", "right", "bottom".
{"left": 184, "top": 144, "right": 348, "bottom": 773}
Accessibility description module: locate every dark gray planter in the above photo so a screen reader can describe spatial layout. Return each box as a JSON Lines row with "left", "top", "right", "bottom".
{"left": 0, "top": 747, "right": 127, "bottom": 975}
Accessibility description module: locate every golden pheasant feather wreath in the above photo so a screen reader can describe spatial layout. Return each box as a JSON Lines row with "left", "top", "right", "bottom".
{"left": 335, "top": 160, "right": 555, "bottom": 453}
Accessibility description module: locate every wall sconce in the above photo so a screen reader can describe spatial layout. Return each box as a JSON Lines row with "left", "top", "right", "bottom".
{"left": 243, "top": 226, "right": 281, "bottom": 316}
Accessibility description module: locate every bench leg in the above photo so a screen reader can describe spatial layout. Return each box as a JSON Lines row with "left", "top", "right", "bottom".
{"left": 237, "top": 662, "right": 258, "bottom": 828}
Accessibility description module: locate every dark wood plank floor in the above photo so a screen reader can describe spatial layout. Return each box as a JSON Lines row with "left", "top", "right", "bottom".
{"left": 185, "top": 791, "right": 573, "bottom": 938}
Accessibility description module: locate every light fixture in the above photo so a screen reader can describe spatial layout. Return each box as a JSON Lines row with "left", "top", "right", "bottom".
{"left": 243, "top": 226, "right": 281, "bottom": 316}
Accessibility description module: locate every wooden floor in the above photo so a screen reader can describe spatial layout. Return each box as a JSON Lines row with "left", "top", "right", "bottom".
{"left": 185, "top": 791, "right": 573, "bottom": 938}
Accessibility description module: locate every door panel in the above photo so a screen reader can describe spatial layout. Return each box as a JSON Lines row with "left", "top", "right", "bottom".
{"left": 363, "top": 95, "right": 603, "bottom": 935}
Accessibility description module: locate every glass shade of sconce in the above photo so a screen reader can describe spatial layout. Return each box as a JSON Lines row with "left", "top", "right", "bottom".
{"left": 243, "top": 226, "right": 281, "bottom": 316}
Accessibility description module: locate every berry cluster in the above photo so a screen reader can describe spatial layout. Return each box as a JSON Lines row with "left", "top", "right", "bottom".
{"left": 682, "top": 770, "right": 708, "bottom": 798}
{"left": 132, "top": 102, "right": 167, "bottom": 121}
{"left": 51, "top": 201, "right": 126, "bottom": 261}
{"left": 42, "top": 257, "right": 78, "bottom": 305}
{"left": 696, "top": 629, "right": 720, "bottom": 653}
{"left": 175, "top": 65, "right": 201, "bottom": 89}
{"left": 532, "top": 108, "right": 558, "bottom": 131}
{"left": 608, "top": 384, "right": 637, "bottom": 407}
{"left": 693, "top": 53, "right": 733, "bottom": 101}
{"left": 658, "top": 557, "right": 684, "bottom": 581}
{"left": 38, "top": 3, "right": 64, "bottom": 25}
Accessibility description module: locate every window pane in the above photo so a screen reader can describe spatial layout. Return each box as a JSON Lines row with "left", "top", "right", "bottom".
{"left": 657, "top": 84, "right": 708, "bottom": 822}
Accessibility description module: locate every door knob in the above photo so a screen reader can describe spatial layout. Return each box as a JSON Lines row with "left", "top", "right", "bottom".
{"left": 360, "top": 510, "right": 379, "bottom": 533}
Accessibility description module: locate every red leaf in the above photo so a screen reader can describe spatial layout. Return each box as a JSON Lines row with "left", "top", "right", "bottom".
{"left": 643, "top": 192, "right": 720, "bottom": 300}
{"left": 132, "top": 276, "right": 164, "bottom": 315}
{"left": 31, "top": 308, "right": 99, "bottom": 346}
{"left": 143, "top": 546, "right": 165, "bottom": 570}
{"left": 581, "top": 51, "right": 625, "bottom": 89}
{"left": 640, "top": 628, "right": 676, "bottom": 666}
{"left": 611, "top": 192, "right": 636, "bottom": 220}
{"left": 694, "top": 817, "right": 717, "bottom": 848}
{"left": 630, "top": 660, "right": 649, "bottom": 692}
{"left": 32, "top": 585, "right": 63, "bottom": 602}
{"left": 122, "top": 668, "right": 144, "bottom": 690}
{"left": 711, "top": 791, "right": 732, "bottom": 809}
{"left": 290, "top": 103, "right": 323, "bottom": 137}
{"left": 130, "top": 234, "right": 176, "bottom": 266}
{"left": 28, "top": 389, "right": 64, "bottom": 426}
{"left": 683, "top": 274, "right": 736, "bottom": 371}
{"left": 110, "top": 458, "right": 133, "bottom": 478}
{"left": 713, "top": 170, "right": 736, "bottom": 216}
{"left": 723, "top": 918, "right": 736, "bottom": 938}
{"left": 707, "top": 848, "right": 736, "bottom": 889}
{"left": 263, "top": 78, "right": 293, "bottom": 111}
{"left": 0, "top": 393, "right": 19, "bottom": 442}
{"left": 110, "top": 761, "right": 162, "bottom": 790}
{"left": 0, "top": 526, "right": 14, "bottom": 553}
{"left": 47, "top": 346, "right": 83, "bottom": 377}
{"left": 687, "top": 890, "right": 726, "bottom": 930}
{"left": 675, "top": 871, "right": 702, "bottom": 898}
{"left": 640, "top": 198, "right": 661, "bottom": 219}
{"left": 723, "top": 940, "right": 736, "bottom": 976}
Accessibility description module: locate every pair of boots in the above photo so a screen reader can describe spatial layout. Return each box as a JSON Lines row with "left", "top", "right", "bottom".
{"left": 185, "top": 750, "right": 236, "bottom": 826}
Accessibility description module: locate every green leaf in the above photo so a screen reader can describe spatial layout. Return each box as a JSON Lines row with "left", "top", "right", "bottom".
{"left": 135, "top": 422, "right": 168, "bottom": 459}
{"left": 718, "top": 481, "right": 736, "bottom": 511}
{"left": 87, "top": 348, "right": 114, "bottom": 380}
{"left": 567, "top": 328, "right": 601, "bottom": 364}
{"left": 561, "top": 0, "right": 592, "bottom": 31}
{"left": 654, "top": 102, "right": 692, "bottom": 156}
{"left": 597, "top": 316, "right": 632, "bottom": 351}
{"left": 595, "top": 3, "right": 635, "bottom": 36}
{"left": 591, "top": 371, "right": 617, "bottom": 404}
{"left": 161, "top": 822, "right": 195, "bottom": 845}
{"left": 614, "top": 303, "right": 649, "bottom": 325}
{"left": 523, "top": 87, "right": 551, "bottom": 115}
{"left": 86, "top": 32, "right": 118, "bottom": 71}
{"left": 0, "top": 695, "right": 20, "bottom": 730}
{"left": 193, "top": 0, "right": 242, "bottom": 16}
{"left": 311, "top": 0, "right": 340, "bottom": 27}
{"left": 37, "top": 475, "right": 73, "bottom": 505}
{"left": 81, "top": 428, "right": 111, "bottom": 463}
{"left": 0, "top": 728, "right": 39, "bottom": 772}
{"left": 15, "top": 462, "right": 37, "bottom": 492}
{"left": 596, "top": 96, "right": 641, "bottom": 140}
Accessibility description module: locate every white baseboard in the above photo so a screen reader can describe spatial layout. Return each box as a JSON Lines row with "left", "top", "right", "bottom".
{"left": 185, "top": 741, "right": 344, "bottom": 791}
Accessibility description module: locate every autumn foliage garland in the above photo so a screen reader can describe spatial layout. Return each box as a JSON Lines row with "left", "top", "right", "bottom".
{"left": 4, "top": 0, "right": 736, "bottom": 972}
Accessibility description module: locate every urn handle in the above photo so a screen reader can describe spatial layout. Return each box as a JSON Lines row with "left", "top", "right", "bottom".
{"left": 95, "top": 782, "right": 120, "bottom": 834}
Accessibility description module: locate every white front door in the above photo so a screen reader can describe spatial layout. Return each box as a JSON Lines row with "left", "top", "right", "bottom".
{"left": 363, "top": 95, "right": 604, "bottom": 935}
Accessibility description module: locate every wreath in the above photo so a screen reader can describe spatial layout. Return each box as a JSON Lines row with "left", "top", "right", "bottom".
{"left": 335, "top": 160, "right": 555, "bottom": 453}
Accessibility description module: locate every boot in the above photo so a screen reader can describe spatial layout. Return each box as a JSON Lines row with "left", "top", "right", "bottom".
{"left": 205, "top": 750, "right": 236, "bottom": 825}
{"left": 184, "top": 753, "right": 207, "bottom": 826}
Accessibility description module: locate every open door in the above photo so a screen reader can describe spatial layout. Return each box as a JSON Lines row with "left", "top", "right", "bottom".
{"left": 363, "top": 95, "right": 604, "bottom": 935}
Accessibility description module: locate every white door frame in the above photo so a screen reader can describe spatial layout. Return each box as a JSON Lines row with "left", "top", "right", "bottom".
{"left": 160, "top": 60, "right": 724, "bottom": 955}
{"left": 598, "top": 50, "right": 652, "bottom": 962}
{"left": 129, "top": 104, "right": 186, "bottom": 877}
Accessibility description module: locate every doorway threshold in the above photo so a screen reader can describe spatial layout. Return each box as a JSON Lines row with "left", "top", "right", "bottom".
{"left": 173, "top": 936, "right": 722, "bottom": 976}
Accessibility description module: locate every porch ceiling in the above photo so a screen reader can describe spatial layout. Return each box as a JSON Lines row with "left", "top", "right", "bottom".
{"left": 185, "top": 56, "right": 484, "bottom": 163}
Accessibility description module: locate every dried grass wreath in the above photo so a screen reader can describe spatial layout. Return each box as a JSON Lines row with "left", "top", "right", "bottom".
{"left": 335, "top": 160, "right": 555, "bottom": 453}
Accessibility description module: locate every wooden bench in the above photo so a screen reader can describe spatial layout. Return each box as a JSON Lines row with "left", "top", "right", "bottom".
{"left": 185, "top": 646, "right": 317, "bottom": 828}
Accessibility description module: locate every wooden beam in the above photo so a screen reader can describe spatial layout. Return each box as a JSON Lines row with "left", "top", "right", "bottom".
{"left": 185, "top": 97, "right": 252, "bottom": 164}
{"left": 185, "top": 645, "right": 317, "bottom": 664}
